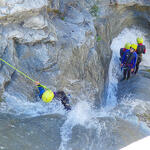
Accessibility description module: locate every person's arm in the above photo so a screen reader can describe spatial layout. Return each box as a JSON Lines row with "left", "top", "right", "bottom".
{"left": 35, "top": 81, "right": 40, "bottom": 86}
{"left": 35, "top": 81, "right": 45, "bottom": 98}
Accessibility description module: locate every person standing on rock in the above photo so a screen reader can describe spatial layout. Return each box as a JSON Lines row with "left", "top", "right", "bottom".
{"left": 120, "top": 43, "right": 131, "bottom": 61}
{"left": 121, "top": 44, "right": 138, "bottom": 81}
{"left": 35, "top": 81, "right": 71, "bottom": 110}
{"left": 135, "top": 37, "right": 146, "bottom": 74}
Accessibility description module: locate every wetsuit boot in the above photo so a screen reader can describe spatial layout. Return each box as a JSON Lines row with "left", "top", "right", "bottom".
{"left": 126, "top": 69, "right": 131, "bottom": 80}
{"left": 135, "top": 57, "right": 141, "bottom": 74}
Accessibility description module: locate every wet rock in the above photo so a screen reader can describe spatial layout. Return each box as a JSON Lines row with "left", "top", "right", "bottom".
{"left": 0, "top": 113, "right": 65, "bottom": 150}
{"left": 118, "top": 69, "right": 150, "bottom": 128}
{"left": 68, "top": 117, "right": 148, "bottom": 150}
{"left": 118, "top": 70, "right": 150, "bottom": 102}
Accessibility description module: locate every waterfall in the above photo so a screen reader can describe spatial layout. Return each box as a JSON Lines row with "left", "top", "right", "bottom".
{"left": 106, "top": 27, "right": 148, "bottom": 108}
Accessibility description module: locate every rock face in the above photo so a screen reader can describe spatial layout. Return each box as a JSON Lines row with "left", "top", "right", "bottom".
{"left": 0, "top": 0, "right": 149, "bottom": 105}
{"left": 0, "top": 0, "right": 105, "bottom": 104}
{"left": 0, "top": 1, "right": 150, "bottom": 150}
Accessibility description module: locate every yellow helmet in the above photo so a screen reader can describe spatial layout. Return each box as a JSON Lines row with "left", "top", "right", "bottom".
{"left": 130, "top": 44, "right": 137, "bottom": 50}
{"left": 124, "top": 43, "right": 131, "bottom": 50}
{"left": 42, "top": 90, "right": 54, "bottom": 103}
{"left": 137, "top": 37, "right": 143, "bottom": 44}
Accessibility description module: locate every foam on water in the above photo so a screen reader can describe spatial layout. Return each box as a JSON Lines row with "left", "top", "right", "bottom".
{"left": 58, "top": 100, "right": 110, "bottom": 150}
{"left": 59, "top": 101, "right": 95, "bottom": 150}
{"left": 0, "top": 92, "right": 66, "bottom": 117}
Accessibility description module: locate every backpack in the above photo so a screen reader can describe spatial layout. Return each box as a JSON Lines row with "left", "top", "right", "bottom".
{"left": 120, "top": 48, "right": 126, "bottom": 57}
{"left": 136, "top": 45, "right": 145, "bottom": 55}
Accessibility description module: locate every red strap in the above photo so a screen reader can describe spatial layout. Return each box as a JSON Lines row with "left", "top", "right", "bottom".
{"left": 123, "top": 48, "right": 126, "bottom": 52}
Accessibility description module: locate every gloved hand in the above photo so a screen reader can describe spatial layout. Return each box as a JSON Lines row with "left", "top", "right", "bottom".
{"left": 35, "top": 81, "right": 40, "bottom": 85}
{"left": 131, "top": 68, "right": 134, "bottom": 73}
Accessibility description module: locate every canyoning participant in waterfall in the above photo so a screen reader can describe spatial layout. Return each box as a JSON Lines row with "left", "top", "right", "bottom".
{"left": 121, "top": 44, "right": 138, "bottom": 81}
{"left": 135, "top": 37, "right": 146, "bottom": 74}
{"left": 120, "top": 43, "right": 131, "bottom": 61}
{"left": 35, "top": 81, "right": 71, "bottom": 110}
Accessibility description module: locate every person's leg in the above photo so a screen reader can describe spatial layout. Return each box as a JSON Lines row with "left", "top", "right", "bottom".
{"left": 127, "top": 69, "right": 131, "bottom": 80}
{"left": 135, "top": 57, "right": 141, "bottom": 74}
{"left": 135, "top": 63, "right": 139, "bottom": 74}
{"left": 123, "top": 68, "right": 127, "bottom": 80}
{"left": 64, "top": 103, "right": 71, "bottom": 110}
{"left": 121, "top": 68, "right": 127, "bottom": 81}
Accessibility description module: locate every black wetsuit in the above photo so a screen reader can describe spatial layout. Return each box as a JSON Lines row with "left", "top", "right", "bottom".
{"left": 121, "top": 50, "right": 137, "bottom": 80}
{"left": 54, "top": 91, "right": 71, "bottom": 110}
{"left": 120, "top": 48, "right": 127, "bottom": 61}
{"left": 135, "top": 44, "right": 146, "bottom": 74}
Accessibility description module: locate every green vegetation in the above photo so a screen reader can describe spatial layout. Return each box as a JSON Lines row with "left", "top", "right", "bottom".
{"left": 47, "top": 8, "right": 65, "bottom": 20}
{"left": 0, "top": 97, "right": 4, "bottom": 102}
{"left": 47, "top": 8, "right": 61, "bottom": 14}
{"left": 143, "top": 113, "right": 150, "bottom": 120}
{"left": 136, "top": 113, "right": 150, "bottom": 124}
{"left": 97, "top": 36, "right": 101, "bottom": 42}
{"left": 145, "top": 69, "right": 150, "bottom": 73}
{"left": 61, "top": 17, "right": 65, "bottom": 21}
{"left": 90, "top": 5, "right": 99, "bottom": 17}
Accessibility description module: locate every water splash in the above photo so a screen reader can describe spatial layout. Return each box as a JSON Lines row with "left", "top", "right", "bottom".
{"left": 59, "top": 101, "right": 94, "bottom": 150}
{"left": 58, "top": 101, "right": 109, "bottom": 150}
{"left": 0, "top": 92, "right": 66, "bottom": 117}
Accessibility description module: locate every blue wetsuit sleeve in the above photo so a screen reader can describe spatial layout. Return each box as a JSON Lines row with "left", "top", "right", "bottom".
{"left": 37, "top": 85, "right": 45, "bottom": 98}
